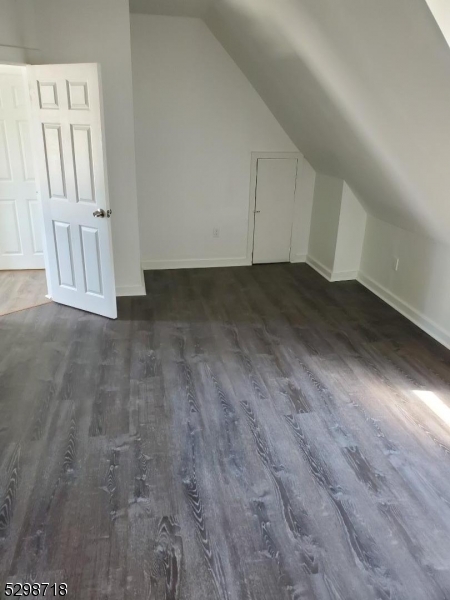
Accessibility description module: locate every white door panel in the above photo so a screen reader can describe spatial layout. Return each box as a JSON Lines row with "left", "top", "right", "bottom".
{"left": 253, "top": 158, "right": 298, "bottom": 264}
{"left": 28, "top": 63, "right": 117, "bottom": 318}
{"left": 0, "top": 121, "right": 12, "bottom": 180}
{"left": 28, "top": 199, "right": 44, "bottom": 253}
{"left": 18, "top": 120, "right": 35, "bottom": 181}
{"left": 0, "top": 199, "right": 21, "bottom": 253}
{"left": 0, "top": 66, "right": 43, "bottom": 269}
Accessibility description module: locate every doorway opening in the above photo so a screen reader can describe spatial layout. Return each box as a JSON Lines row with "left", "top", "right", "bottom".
{"left": 0, "top": 64, "right": 49, "bottom": 316}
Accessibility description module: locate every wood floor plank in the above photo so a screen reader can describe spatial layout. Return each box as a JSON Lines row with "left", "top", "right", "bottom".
{"left": 0, "top": 270, "right": 50, "bottom": 317}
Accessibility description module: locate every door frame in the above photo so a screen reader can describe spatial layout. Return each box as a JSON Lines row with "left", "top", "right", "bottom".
{"left": 246, "top": 151, "right": 303, "bottom": 265}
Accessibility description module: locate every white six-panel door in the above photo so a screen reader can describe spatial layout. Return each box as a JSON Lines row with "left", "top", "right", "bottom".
{"left": 0, "top": 66, "right": 43, "bottom": 269}
{"left": 252, "top": 158, "right": 298, "bottom": 264}
{"left": 28, "top": 63, "right": 117, "bottom": 318}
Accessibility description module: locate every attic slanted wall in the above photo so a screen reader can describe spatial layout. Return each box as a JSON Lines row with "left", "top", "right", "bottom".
{"left": 425, "top": 0, "right": 450, "bottom": 47}
{"left": 205, "top": 0, "right": 450, "bottom": 245}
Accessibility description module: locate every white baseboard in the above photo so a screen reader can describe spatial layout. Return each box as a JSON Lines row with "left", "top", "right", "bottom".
{"left": 357, "top": 271, "right": 450, "bottom": 350}
{"left": 290, "top": 254, "right": 307, "bottom": 263}
{"left": 141, "top": 257, "right": 250, "bottom": 271}
{"left": 116, "top": 284, "right": 146, "bottom": 297}
{"left": 306, "top": 255, "right": 333, "bottom": 281}
{"left": 116, "top": 269, "right": 146, "bottom": 297}
{"left": 331, "top": 269, "right": 359, "bottom": 282}
{"left": 306, "top": 255, "right": 358, "bottom": 282}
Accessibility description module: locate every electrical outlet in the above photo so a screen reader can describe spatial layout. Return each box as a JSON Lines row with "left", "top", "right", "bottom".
{"left": 393, "top": 257, "right": 400, "bottom": 272}
{"left": 213, "top": 228, "right": 220, "bottom": 238}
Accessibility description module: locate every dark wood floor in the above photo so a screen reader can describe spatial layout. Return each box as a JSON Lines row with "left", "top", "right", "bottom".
{"left": 1, "top": 264, "right": 450, "bottom": 599}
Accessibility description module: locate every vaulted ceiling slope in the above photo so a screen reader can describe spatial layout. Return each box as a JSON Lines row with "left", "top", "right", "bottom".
{"left": 203, "top": 0, "right": 450, "bottom": 242}
{"left": 130, "top": 0, "right": 210, "bottom": 17}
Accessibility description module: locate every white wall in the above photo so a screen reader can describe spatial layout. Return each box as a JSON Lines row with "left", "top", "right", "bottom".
{"left": 0, "top": 0, "right": 21, "bottom": 48}
{"left": 130, "top": 15, "right": 300, "bottom": 269}
{"left": 307, "top": 175, "right": 366, "bottom": 281}
{"left": 359, "top": 216, "right": 450, "bottom": 349}
{"left": 334, "top": 183, "right": 367, "bottom": 278}
{"left": 308, "top": 174, "right": 343, "bottom": 275}
{"left": 290, "top": 158, "right": 316, "bottom": 262}
{"left": 0, "top": 0, "right": 26, "bottom": 62}
{"left": 27, "top": 0, "right": 144, "bottom": 295}
{"left": 0, "top": 0, "right": 39, "bottom": 62}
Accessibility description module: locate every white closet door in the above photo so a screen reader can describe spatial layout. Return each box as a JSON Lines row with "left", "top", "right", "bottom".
{"left": 253, "top": 158, "right": 298, "bottom": 264}
{"left": 0, "top": 66, "right": 42, "bottom": 269}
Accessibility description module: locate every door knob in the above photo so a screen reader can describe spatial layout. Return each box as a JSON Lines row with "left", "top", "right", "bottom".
{"left": 93, "top": 208, "right": 105, "bottom": 218}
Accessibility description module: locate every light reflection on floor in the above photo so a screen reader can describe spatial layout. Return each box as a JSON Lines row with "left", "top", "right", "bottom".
{"left": 413, "top": 390, "right": 450, "bottom": 428}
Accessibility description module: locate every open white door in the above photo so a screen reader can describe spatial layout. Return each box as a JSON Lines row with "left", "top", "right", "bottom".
{"left": 28, "top": 63, "right": 117, "bottom": 318}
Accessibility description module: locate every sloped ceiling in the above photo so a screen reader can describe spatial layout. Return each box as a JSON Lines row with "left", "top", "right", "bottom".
{"left": 425, "top": 0, "right": 450, "bottom": 47}
{"left": 204, "top": 0, "right": 450, "bottom": 242}
{"left": 129, "top": 0, "right": 210, "bottom": 17}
